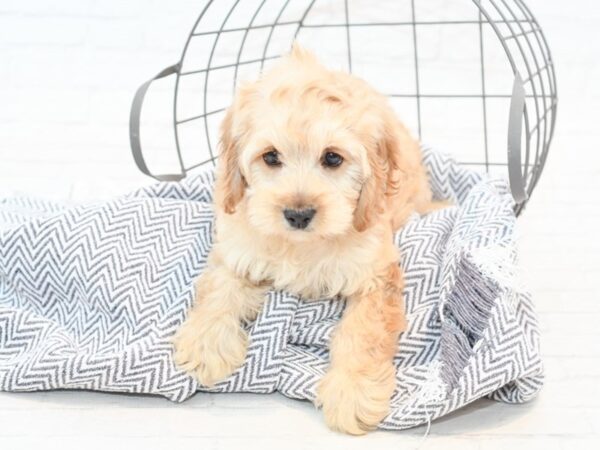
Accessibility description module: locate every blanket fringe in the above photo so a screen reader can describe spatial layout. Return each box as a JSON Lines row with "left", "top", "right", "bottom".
{"left": 439, "top": 243, "right": 520, "bottom": 389}
{"left": 469, "top": 244, "right": 524, "bottom": 313}
{"left": 387, "top": 360, "right": 446, "bottom": 431}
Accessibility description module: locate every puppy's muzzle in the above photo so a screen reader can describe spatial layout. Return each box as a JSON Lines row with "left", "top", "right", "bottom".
{"left": 283, "top": 208, "right": 316, "bottom": 230}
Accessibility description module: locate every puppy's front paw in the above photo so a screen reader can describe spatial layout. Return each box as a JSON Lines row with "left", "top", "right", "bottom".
{"left": 172, "top": 316, "right": 248, "bottom": 387}
{"left": 316, "top": 366, "right": 396, "bottom": 435}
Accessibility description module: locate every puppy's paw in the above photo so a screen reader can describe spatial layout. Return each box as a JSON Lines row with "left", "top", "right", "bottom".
{"left": 316, "top": 366, "right": 396, "bottom": 435}
{"left": 172, "top": 316, "right": 248, "bottom": 387}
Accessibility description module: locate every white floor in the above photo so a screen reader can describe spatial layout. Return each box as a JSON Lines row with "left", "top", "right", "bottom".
{"left": 2, "top": 1, "right": 600, "bottom": 449}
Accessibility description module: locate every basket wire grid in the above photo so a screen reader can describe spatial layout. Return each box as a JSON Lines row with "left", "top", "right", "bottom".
{"left": 129, "top": 0, "right": 557, "bottom": 215}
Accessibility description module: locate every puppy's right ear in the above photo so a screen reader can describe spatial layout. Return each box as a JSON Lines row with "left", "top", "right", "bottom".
{"left": 217, "top": 106, "right": 246, "bottom": 214}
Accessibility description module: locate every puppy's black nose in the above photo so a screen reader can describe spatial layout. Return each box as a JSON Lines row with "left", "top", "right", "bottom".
{"left": 283, "top": 208, "right": 316, "bottom": 229}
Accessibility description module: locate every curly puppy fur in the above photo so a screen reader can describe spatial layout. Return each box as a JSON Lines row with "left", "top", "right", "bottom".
{"left": 173, "top": 45, "right": 439, "bottom": 435}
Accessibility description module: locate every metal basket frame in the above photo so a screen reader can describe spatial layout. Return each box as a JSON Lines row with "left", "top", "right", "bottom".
{"left": 130, "top": 0, "right": 557, "bottom": 215}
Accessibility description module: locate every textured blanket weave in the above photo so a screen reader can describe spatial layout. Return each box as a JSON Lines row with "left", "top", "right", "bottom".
{"left": 0, "top": 147, "right": 543, "bottom": 430}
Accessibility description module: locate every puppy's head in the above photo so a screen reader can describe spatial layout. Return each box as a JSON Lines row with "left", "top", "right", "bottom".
{"left": 216, "top": 45, "right": 404, "bottom": 240}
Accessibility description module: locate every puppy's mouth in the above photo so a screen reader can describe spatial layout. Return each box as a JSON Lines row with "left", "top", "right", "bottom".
{"left": 282, "top": 207, "right": 317, "bottom": 231}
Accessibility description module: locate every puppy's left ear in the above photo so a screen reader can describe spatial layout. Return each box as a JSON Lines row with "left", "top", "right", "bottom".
{"left": 216, "top": 105, "right": 247, "bottom": 214}
{"left": 353, "top": 113, "right": 404, "bottom": 232}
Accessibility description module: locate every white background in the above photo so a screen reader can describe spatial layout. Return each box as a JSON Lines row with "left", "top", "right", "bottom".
{"left": 1, "top": 0, "right": 600, "bottom": 449}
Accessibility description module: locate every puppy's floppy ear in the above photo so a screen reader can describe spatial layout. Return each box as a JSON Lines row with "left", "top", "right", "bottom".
{"left": 353, "top": 112, "right": 404, "bottom": 232}
{"left": 217, "top": 104, "right": 246, "bottom": 214}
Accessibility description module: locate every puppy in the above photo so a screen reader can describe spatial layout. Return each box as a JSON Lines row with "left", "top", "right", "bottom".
{"left": 173, "top": 45, "right": 438, "bottom": 435}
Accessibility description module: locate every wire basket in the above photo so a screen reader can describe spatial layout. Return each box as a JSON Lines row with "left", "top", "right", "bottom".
{"left": 129, "top": 0, "right": 557, "bottom": 215}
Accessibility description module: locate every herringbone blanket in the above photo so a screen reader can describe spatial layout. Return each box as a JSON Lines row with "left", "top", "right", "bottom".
{"left": 0, "top": 147, "right": 543, "bottom": 430}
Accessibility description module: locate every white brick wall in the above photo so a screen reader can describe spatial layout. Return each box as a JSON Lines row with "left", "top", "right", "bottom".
{"left": 0, "top": 0, "right": 203, "bottom": 198}
{"left": 1, "top": 1, "right": 600, "bottom": 448}
{"left": 0, "top": 0, "right": 597, "bottom": 198}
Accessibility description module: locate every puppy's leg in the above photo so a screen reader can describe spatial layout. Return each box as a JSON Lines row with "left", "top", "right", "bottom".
{"left": 317, "top": 263, "right": 406, "bottom": 435}
{"left": 173, "top": 263, "right": 266, "bottom": 386}
{"left": 417, "top": 199, "right": 452, "bottom": 214}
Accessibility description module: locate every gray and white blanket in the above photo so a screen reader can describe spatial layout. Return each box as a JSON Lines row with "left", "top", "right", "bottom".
{"left": 0, "top": 147, "right": 543, "bottom": 430}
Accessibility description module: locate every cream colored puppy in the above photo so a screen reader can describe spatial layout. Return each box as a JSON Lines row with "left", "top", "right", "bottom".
{"left": 173, "top": 46, "right": 437, "bottom": 435}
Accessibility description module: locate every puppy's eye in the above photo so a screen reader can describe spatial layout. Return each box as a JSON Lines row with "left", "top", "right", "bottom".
{"left": 322, "top": 151, "right": 343, "bottom": 168}
{"left": 262, "top": 149, "right": 282, "bottom": 167}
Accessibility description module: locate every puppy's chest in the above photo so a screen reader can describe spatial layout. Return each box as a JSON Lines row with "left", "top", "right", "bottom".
{"left": 223, "top": 240, "right": 375, "bottom": 299}
{"left": 215, "top": 213, "right": 395, "bottom": 298}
